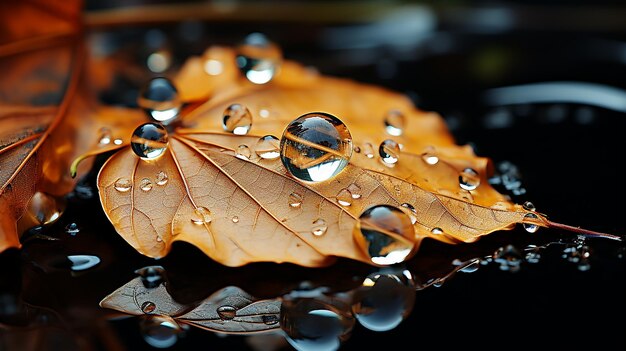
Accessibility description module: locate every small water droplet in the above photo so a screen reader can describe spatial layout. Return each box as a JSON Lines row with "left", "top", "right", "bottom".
{"left": 289, "top": 193, "right": 303, "bottom": 208}
{"left": 236, "top": 33, "right": 282, "bottom": 84}
{"left": 431, "top": 227, "right": 443, "bottom": 235}
{"left": 262, "top": 315, "right": 279, "bottom": 325}
{"left": 135, "top": 266, "right": 165, "bottom": 288}
{"left": 311, "top": 218, "right": 328, "bottom": 236}
{"left": 138, "top": 77, "right": 181, "bottom": 124}
{"left": 65, "top": 223, "right": 80, "bottom": 236}
{"left": 522, "top": 201, "right": 536, "bottom": 211}
{"left": 114, "top": 178, "right": 132, "bottom": 192}
{"left": 113, "top": 138, "right": 123, "bottom": 145}
{"left": 236, "top": 144, "right": 252, "bottom": 160}
{"left": 523, "top": 213, "right": 539, "bottom": 233}
{"left": 459, "top": 259, "right": 481, "bottom": 273}
{"left": 155, "top": 171, "right": 168, "bottom": 186}
{"left": 363, "top": 143, "right": 375, "bottom": 158}
{"left": 384, "top": 110, "right": 405, "bottom": 136}
{"left": 336, "top": 189, "right": 352, "bottom": 206}
{"left": 98, "top": 127, "right": 112, "bottom": 145}
{"left": 217, "top": 305, "right": 237, "bottom": 320}
{"left": 255, "top": 135, "right": 280, "bottom": 159}
{"left": 67, "top": 255, "right": 100, "bottom": 271}
{"left": 223, "top": 104, "right": 253, "bottom": 135}
{"left": 400, "top": 203, "right": 417, "bottom": 224}
{"left": 203, "top": 59, "right": 223, "bottom": 75}
{"left": 353, "top": 146, "right": 361, "bottom": 153}
{"left": 142, "top": 301, "right": 157, "bottom": 314}
{"left": 354, "top": 205, "right": 415, "bottom": 265}
{"left": 191, "top": 207, "right": 212, "bottom": 225}
{"left": 140, "top": 178, "right": 153, "bottom": 192}
{"left": 421, "top": 146, "right": 439, "bottom": 165}
{"left": 131, "top": 123, "right": 168, "bottom": 160}
{"left": 379, "top": 139, "right": 400, "bottom": 164}
{"left": 459, "top": 168, "right": 480, "bottom": 191}
{"left": 348, "top": 183, "right": 361, "bottom": 199}
{"left": 280, "top": 112, "right": 352, "bottom": 182}
{"left": 232, "top": 216, "right": 239, "bottom": 223}
{"left": 140, "top": 315, "right": 181, "bottom": 349}
{"left": 259, "top": 108, "right": 270, "bottom": 118}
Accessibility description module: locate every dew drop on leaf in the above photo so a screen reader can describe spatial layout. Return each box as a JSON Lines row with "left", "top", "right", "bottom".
{"left": 431, "top": 227, "right": 443, "bottom": 235}
{"left": 363, "top": 142, "right": 375, "bottom": 159}
{"left": 155, "top": 171, "right": 168, "bottom": 186}
{"left": 459, "top": 168, "right": 480, "bottom": 191}
{"left": 280, "top": 112, "right": 352, "bottom": 182}
{"left": 347, "top": 183, "right": 362, "bottom": 199}
{"left": 217, "top": 305, "right": 237, "bottom": 320}
{"left": 523, "top": 213, "right": 540, "bottom": 233}
{"left": 379, "top": 139, "right": 400, "bottom": 165}
{"left": 232, "top": 216, "right": 239, "bottom": 223}
{"left": 236, "top": 144, "right": 252, "bottom": 160}
{"left": 191, "top": 207, "right": 212, "bottom": 225}
{"left": 223, "top": 104, "right": 253, "bottom": 135}
{"left": 289, "top": 192, "right": 303, "bottom": 208}
{"left": 140, "top": 178, "right": 153, "bottom": 192}
{"left": 421, "top": 146, "right": 439, "bottom": 165}
{"left": 311, "top": 218, "right": 328, "bottom": 236}
{"left": 114, "top": 178, "right": 132, "bottom": 192}
{"left": 142, "top": 301, "right": 157, "bottom": 314}
{"left": 236, "top": 32, "right": 282, "bottom": 84}
{"left": 137, "top": 77, "right": 181, "bottom": 124}
{"left": 400, "top": 203, "right": 417, "bottom": 224}
{"left": 384, "top": 110, "right": 405, "bottom": 136}
{"left": 336, "top": 189, "right": 352, "bottom": 206}
{"left": 98, "top": 127, "right": 112, "bottom": 145}
{"left": 523, "top": 201, "right": 536, "bottom": 211}
{"left": 255, "top": 135, "right": 280, "bottom": 159}
{"left": 131, "top": 123, "right": 168, "bottom": 160}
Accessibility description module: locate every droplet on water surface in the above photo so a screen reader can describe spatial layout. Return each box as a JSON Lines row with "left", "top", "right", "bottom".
{"left": 280, "top": 112, "right": 352, "bottom": 182}
{"left": 223, "top": 104, "right": 253, "bottom": 135}
{"left": 131, "top": 123, "right": 168, "bottom": 160}
{"left": 379, "top": 139, "right": 400, "bottom": 165}
{"left": 289, "top": 192, "right": 303, "bottom": 208}
{"left": 191, "top": 207, "right": 212, "bottom": 225}
{"left": 67, "top": 255, "right": 100, "bottom": 271}
{"left": 459, "top": 168, "right": 480, "bottom": 191}
{"left": 236, "top": 144, "right": 252, "bottom": 160}
{"left": 311, "top": 218, "right": 328, "bottom": 237}
{"left": 354, "top": 205, "right": 416, "bottom": 265}
{"left": 137, "top": 77, "right": 181, "bottom": 124}
{"left": 236, "top": 33, "right": 282, "bottom": 84}
{"left": 523, "top": 213, "right": 539, "bottom": 233}
{"left": 114, "top": 178, "right": 132, "bottom": 192}
{"left": 65, "top": 223, "right": 80, "bottom": 236}
{"left": 384, "top": 110, "right": 405, "bottom": 136}
{"left": 255, "top": 135, "right": 280, "bottom": 159}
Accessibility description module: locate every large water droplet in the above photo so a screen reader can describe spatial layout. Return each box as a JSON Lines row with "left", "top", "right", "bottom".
{"left": 379, "top": 139, "right": 400, "bottom": 165}
{"left": 336, "top": 189, "right": 352, "bottom": 207}
{"left": 289, "top": 192, "right": 303, "bottom": 208}
{"left": 281, "top": 298, "right": 354, "bottom": 351}
{"left": 236, "top": 33, "right": 282, "bottom": 84}
{"left": 223, "top": 104, "right": 252, "bottom": 135}
{"left": 142, "top": 301, "right": 157, "bottom": 314}
{"left": 155, "top": 171, "right": 168, "bottom": 186}
{"left": 353, "top": 272, "right": 415, "bottom": 332}
{"left": 354, "top": 205, "right": 416, "bottom": 265}
{"left": 280, "top": 112, "right": 352, "bottom": 182}
{"left": 140, "top": 315, "right": 181, "bottom": 349}
{"left": 523, "top": 213, "right": 539, "bottom": 233}
{"left": 523, "top": 201, "right": 536, "bottom": 211}
{"left": 135, "top": 266, "right": 165, "bottom": 288}
{"left": 384, "top": 110, "right": 405, "bottom": 136}
{"left": 255, "top": 135, "right": 280, "bottom": 159}
{"left": 22, "top": 192, "right": 65, "bottom": 227}
{"left": 311, "top": 218, "right": 328, "bottom": 237}
{"left": 140, "top": 178, "right": 153, "bottom": 192}
{"left": 67, "top": 255, "right": 100, "bottom": 271}
{"left": 421, "top": 146, "right": 439, "bottom": 165}
{"left": 131, "top": 123, "right": 168, "bottom": 160}
{"left": 236, "top": 144, "right": 252, "bottom": 160}
{"left": 217, "top": 305, "right": 237, "bottom": 320}
{"left": 114, "top": 178, "right": 132, "bottom": 192}
{"left": 459, "top": 168, "right": 480, "bottom": 191}
{"left": 191, "top": 207, "right": 212, "bottom": 225}
{"left": 138, "top": 77, "right": 181, "bottom": 124}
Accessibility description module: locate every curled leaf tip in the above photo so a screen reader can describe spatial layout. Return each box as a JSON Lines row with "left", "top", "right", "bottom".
{"left": 70, "top": 145, "right": 126, "bottom": 179}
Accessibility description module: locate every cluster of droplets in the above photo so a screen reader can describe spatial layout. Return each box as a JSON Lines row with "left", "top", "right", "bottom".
{"left": 113, "top": 171, "right": 169, "bottom": 193}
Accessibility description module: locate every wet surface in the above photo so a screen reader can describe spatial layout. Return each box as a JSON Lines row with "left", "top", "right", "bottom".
{"left": 2, "top": 2, "right": 625, "bottom": 350}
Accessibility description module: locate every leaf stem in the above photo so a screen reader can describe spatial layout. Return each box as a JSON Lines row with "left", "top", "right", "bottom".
{"left": 546, "top": 220, "right": 622, "bottom": 241}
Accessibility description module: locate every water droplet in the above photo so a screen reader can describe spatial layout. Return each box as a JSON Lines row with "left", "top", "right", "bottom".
{"left": 289, "top": 193, "right": 303, "bottom": 208}
{"left": 232, "top": 216, "right": 239, "bottom": 223}
{"left": 114, "top": 178, "right": 132, "bottom": 192}
{"left": 217, "top": 305, "right": 237, "bottom": 320}
{"left": 336, "top": 189, "right": 352, "bottom": 206}
{"left": 379, "top": 139, "right": 400, "bottom": 164}
{"left": 155, "top": 171, "right": 168, "bottom": 186}
{"left": 459, "top": 168, "right": 480, "bottom": 191}
{"left": 262, "top": 315, "right": 279, "bottom": 325}
{"left": 281, "top": 298, "right": 354, "bottom": 351}
{"left": 348, "top": 183, "right": 361, "bottom": 199}
{"left": 203, "top": 59, "right": 223, "bottom": 75}
{"left": 459, "top": 259, "right": 481, "bottom": 273}
{"left": 236, "top": 33, "right": 282, "bottom": 84}
{"left": 135, "top": 266, "right": 165, "bottom": 288}
{"left": 131, "top": 123, "right": 168, "bottom": 160}
{"left": 522, "top": 201, "right": 536, "bottom": 211}
{"left": 259, "top": 108, "right": 270, "bottom": 118}
{"left": 353, "top": 146, "right": 361, "bottom": 153}
{"left": 140, "top": 315, "right": 181, "bottom": 349}
{"left": 140, "top": 178, "right": 153, "bottom": 192}
{"left": 421, "top": 146, "right": 439, "bottom": 165}
{"left": 353, "top": 272, "right": 415, "bottom": 332}
{"left": 523, "top": 213, "right": 539, "bottom": 233}
{"left": 22, "top": 192, "right": 65, "bottom": 227}
{"left": 191, "top": 207, "right": 212, "bottom": 225}
{"left": 363, "top": 143, "right": 375, "bottom": 159}
{"left": 65, "top": 223, "right": 80, "bottom": 236}
{"left": 354, "top": 205, "right": 416, "bottom": 265}
{"left": 113, "top": 138, "right": 123, "bottom": 145}
{"left": 223, "top": 104, "right": 252, "bottom": 135}
{"left": 255, "top": 135, "right": 280, "bottom": 159}
{"left": 311, "top": 218, "right": 328, "bottom": 236}
{"left": 67, "top": 255, "right": 100, "bottom": 271}
{"left": 400, "top": 203, "right": 417, "bottom": 224}
{"left": 431, "top": 227, "right": 443, "bottom": 235}
{"left": 98, "top": 127, "right": 112, "bottom": 145}
{"left": 280, "top": 112, "right": 352, "bottom": 182}
{"left": 493, "top": 245, "right": 523, "bottom": 272}
{"left": 142, "top": 301, "right": 157, "bottom": 314}
{"left": 236, "top": 144, "right": 252, "bottom": 160}
{"left": 384, "top": 110, "right": 405, "bottom": 136}
{"left": 138, "top": 77, "right": 181, "bottom": 124}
